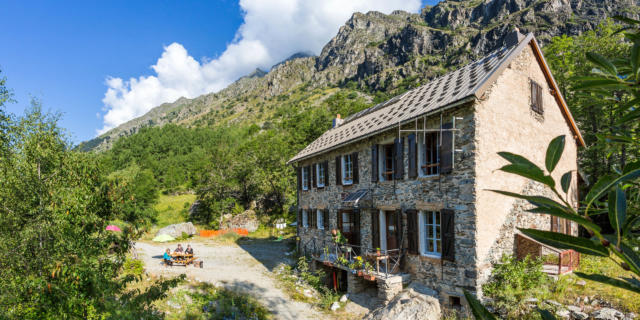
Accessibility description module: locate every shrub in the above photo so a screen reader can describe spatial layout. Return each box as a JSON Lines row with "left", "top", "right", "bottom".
{"left": 482, "top": 255, "right": 551, "bottom": 318}
{"left": 122, "top": 258, "right": 144, "bottom": 277}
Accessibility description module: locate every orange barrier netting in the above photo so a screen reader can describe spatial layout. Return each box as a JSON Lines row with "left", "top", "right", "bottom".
{"left": 200, "top": 228, "right": 249, "bottom": 237}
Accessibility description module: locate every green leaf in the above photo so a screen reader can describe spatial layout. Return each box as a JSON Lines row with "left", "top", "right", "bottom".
{"left": 538, "top": 309, "right": 557, "bottom": 320}
{"left": 613, "top": 15, "right": 640, "bottom": 26}
{"left": 575, "top": 273, "right": 640, "bottom": 294}
{"left": 586, "top": 52, "right": 618, "bottom": 76}
{"left": 527, "top": 207, "right": 601, "bottom": 232}
{"left": 490, "top": 190, "right": 568, "bottom": 210}
{"left": 463, "top": 290, "right": 497, "bottom": 320}
{"left": 623, "top": 216, "right": 640, "bottom": 237}
{"left": 631, "top": 44, "right": 640, "bottom": 77}
{"left": 607, "top": 187, "right": 626, "bottom": 235}
{"left": 596, "top": 134, "right": 635, "bottom": 144}
{"left": 545, "top": 136, "right": 565, "bottom": 173}
{"left": 518, "top": 228, "right": 609, "bottom": 257}
{"left": 573, "top": 79, "right": 627, "bottom": 90}
{"left": 585, "top": 167, "right": 640, "bottom": 211}
{"left": 617, "top": 108, "right": 640, "bottom": 125}
{"left": 561, "top": 171, "right": 572, "bottom": 194}
{"left": 498, "top": 152, "right": 555, "bottom": 187}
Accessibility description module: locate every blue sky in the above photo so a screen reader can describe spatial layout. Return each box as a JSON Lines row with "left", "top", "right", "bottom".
{"left": 0, "top": 1, "right": 438, "bottom": 143}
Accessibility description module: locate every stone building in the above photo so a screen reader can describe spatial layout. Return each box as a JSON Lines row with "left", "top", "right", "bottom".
{"left": 287, "top": 31, "right": 584, "bottom": 309}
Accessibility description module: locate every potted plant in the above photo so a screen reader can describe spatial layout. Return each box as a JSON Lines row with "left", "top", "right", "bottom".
{"left": 376, "top": 248, "right": 381, "bottom": 256}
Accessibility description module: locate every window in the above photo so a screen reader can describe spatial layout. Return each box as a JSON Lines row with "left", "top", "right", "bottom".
{"left": 380, "top": 144, "right": 394, "bottom": 181}
{"left": 531, "top": 80, "right": 543, "bottom": 114}
{"left": 302, "top": 210, "right": 309, "bottom": 228}
{"left": 316, "top": 164, "right": 325, "bottom": 188}
{"left": 301, "top": 166, "right": 309, "bottom": 190}
{"left": 449, "top": 296, "right": 462, "bottom": 307}
{"left": 317, "top": 209, "right": 324, "bottom": 230}
{"left": 341, "top": 211, "right": 352, "bottom": 232}
{"left": 418, "top": 132, "right": 440, "bottom": 176}
{"left": 420, "top": 211, "right": 441, "bottom": 257}
{"left": 342, "top": 154, "right": 353, "bottom": 185}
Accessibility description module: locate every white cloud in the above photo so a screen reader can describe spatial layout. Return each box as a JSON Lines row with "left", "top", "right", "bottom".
{"left": 98, "top": 0, "right": 421, "bottom": 134}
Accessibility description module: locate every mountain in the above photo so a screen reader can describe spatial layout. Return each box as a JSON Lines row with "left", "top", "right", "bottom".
{"left": 78, "top": 0, "right": 639, "bottom": 152}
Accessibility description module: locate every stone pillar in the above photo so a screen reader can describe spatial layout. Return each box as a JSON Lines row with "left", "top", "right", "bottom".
{"left": 377, "top": 276, "right": 403, "bottom": 302}
{"left": 347, "top": 272, "right": 366, "bottom": 294}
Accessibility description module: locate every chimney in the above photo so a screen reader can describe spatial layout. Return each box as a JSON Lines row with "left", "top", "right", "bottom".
{"left": 504, "top": 27, "right": 525, "bottom": 47}
{"left": 332, "top": 114, "right": 344, "bottom": 128}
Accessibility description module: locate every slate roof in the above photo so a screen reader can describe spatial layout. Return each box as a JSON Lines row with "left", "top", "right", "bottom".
{"left": 288, "top": 32, "right": 581, "bottom": 164}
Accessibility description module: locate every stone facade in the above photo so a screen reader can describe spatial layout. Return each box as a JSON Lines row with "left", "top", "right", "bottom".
{"left": 295, "top": 42, "right": 580, "bottom": 308}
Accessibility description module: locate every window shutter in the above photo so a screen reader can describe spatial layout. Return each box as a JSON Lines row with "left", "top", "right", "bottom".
{"left": 395, "top": 209, "right": 403, "bottom": 247}
{"left": 323, "top": 209, "right": 329, "bottom": 230}
{"left": 371, "top": 210, "right": 380, "bottom": 249}
{"left": 297, "top": 208, "right": 302, "bottom": 231}
{"left": 352, "top": 209, "right": 361, "bottom": 248}
{"left": 297, "top": 167, "right": 302, "bottom": 191}
{"left": 406, "top": 209, "right": 418, "bottom": 254}
{"left": 335, "top": 156, "right": 342, "bottom": 186}
{"left": 306, "top": 166, "right": 312, "bottom": 190}
{"left": 564, "top": 219, "right": 571, "bottom": 235}
{"left": 551, "top": 216, "right": 558, "bottom": 232}
{"left": 311, "top": 164, "right": 316, "bottom": 188}
{"left": 440, "top": 123, "right": 453, "bottom": 174}
{"left": 371, "top": 145, "right": 378, "bottom": 182}
{"left": 531, "top": 81, "right": 544, "bottom": 114}
{"left": 394, "top": 138, "right": 404, "bottom": 180}
{"left": 441, "top": 209, "right": 455, "bottom": 261}
{"left": 337, "top": 210, "right": 343, "bottom": 232}
{"left": 323, "top": 161, "right": 329, "bottom": 186}
{"left": 408, "top": 134, "right": 417, "bottom": 178}
{"left": 352, "top": 152, "right": 359, "bottom": 184}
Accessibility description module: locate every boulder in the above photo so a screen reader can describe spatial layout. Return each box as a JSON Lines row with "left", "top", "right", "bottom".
{"left": 330, "top": 302, "right": 340, "bottom": 311}
{"left": 156, "top": 222, "right": 197, "bottom": 238}
{"left": 223, "top": 209, "right": 259, "bottom": 232}
{"left": 592, "top": 308, "right": 625, "bottom": 320}
{"left": 364, "top": 282, "right": 440, "bottom": 320}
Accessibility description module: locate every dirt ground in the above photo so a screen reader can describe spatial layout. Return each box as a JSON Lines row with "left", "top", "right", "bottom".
{"left": 136, "top": 238, "right": 362, "bottom": 320}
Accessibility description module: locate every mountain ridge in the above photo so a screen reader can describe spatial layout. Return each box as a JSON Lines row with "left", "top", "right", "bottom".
{"left": 78, "top": 0, "right": 639, "bottom": 152}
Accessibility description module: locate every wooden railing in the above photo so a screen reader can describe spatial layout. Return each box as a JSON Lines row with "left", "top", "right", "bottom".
{"left": 515, "top": 233, "right": 579, "bottom": 275}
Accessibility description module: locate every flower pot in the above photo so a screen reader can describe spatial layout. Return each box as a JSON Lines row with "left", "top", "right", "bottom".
{"left": 376, "top": 250, "right": 381, "bottom": 256}
{"left": 331, "top": 229, "right": 337, "bottom": 236}
{"left": 357, "top": 270, "right": 363, "bottom": 277}
{"left": 323, "top": 261, "right": 332, "bottom": 267}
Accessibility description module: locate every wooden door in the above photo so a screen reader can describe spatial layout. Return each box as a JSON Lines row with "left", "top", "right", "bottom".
{"left": 385, "top": 211, "right": 399, "bottom": 251}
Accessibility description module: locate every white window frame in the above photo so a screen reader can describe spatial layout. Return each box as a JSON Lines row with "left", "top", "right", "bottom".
{"left": 301, "top": 166, "right": 309, "bottom": 191}
{"left": 419, "top": 211, "right": 441, "bottom": 257}
{"left": 378, "top": 142, "right": 395, "bottom": 181}
{"left": 316, "top": 164, "right": 325, "bottom": 188}
{"left": 379, "top": 210, "right": 387, "bottom": 251}
{"left": 342, "top": 155, "right": 353, "bottom": 185}
{"left": 418, "top": 133, "right": 440, "bottom": 177}
{"left": 317, "top": 209, "right": 324, "bottom": 230}
{"left": 302, "top": 209, "right": 309, "bottom": 228}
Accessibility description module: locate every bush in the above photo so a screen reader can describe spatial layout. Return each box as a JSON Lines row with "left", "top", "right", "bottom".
{"left": 122, "top": 258, "right": 144, "bottom": 277}
{"left": 482, "top": 255, "right": 551, "bottom": 318}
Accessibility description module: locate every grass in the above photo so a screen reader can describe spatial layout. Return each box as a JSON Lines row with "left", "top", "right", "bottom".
{"left": 154, "top": 193, "right": 197, "bottom": 227}
{"left": 548, "top": 255, "right": 640, "bottom": 313}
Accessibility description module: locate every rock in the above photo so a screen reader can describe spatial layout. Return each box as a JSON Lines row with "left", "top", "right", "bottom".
{"left": 330, "top": 302, "right": 340, "bottom": 311}
{"left": 340, "top": 294, "right": 349, "bottom": 303}
{"left": 545, "top": 300, "right": 563, "bottom": 308}
{"left": 567, "top": 306, "right": 582, "bottom": 313}
{"left": 156, "top": 222, "right": 197, "bottom": 238}
{"left": 556, "top": 309, "right": 571, "bottom": 319}
{"left": 525, "top": 297, "right": 539, "bottom": 304}
{"left": 167, "top": 300, "right": 182, "bottom": 309}
{"left": 576, "top": 280, "right": 587, "bottom": 286}
{"left": 303, "top": 289, "right": 314, "bottom": 298}
{"left": 188, "top": 200, "right": 201, "bottom": 217}
{"left": 593, "top": 308, "right": 625, "bottom": 320}
{"left": 223, "top": 209, "right": 259, "bottom": 232}
{"left": 573, "top": 311, "right": 589, "bottom": 320}
{"left": 626, "top": 313, "right": 637, "bottom": 320}
{"left": 364, "top": 282, "right": 440, "bottom": 320}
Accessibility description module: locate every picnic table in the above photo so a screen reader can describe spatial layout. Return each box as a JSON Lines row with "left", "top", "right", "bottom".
{"left": 169, "top": 253, "right": 203, "bottom": 268}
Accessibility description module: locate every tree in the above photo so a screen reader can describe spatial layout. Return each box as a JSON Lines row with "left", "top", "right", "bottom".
{"left": 0, "top": 97, "right": 179, "bottom": 318}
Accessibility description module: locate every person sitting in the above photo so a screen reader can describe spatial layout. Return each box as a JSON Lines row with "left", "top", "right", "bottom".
{"left": 185, "top": 244, "right": 193, "bottom": 255}
{"left": 174, "top": 244, "right": 184, "bottom": 253}
{"left": 163, "top": 249, "right": 172, "bottom": 266}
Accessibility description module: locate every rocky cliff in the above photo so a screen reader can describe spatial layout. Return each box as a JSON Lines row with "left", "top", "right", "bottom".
{"left": 79, "top": 0, "right": 638, "bottom": 152}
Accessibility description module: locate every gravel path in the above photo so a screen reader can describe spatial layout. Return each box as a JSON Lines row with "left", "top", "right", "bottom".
{"left": 136, "top": 239, "right": 324, "bottom": 320}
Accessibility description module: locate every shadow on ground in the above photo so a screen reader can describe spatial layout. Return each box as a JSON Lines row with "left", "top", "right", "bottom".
{"left": 235, "top": 237, "right": 296, "bottom": 272}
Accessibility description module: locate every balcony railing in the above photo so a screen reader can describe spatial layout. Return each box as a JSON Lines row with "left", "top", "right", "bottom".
{"left": 516, "top": 233, "right": 580, "bottom": 275}
{"left": 299, "top": 236, "right": 403, "bottom": 279}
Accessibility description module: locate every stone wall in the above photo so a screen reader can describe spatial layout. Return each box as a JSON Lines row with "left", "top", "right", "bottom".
{"left": 297, "top": 103, "right": 479, "bottom": 303}
{"left": 473, "top": 43, "right": 580, "bottom": 293}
